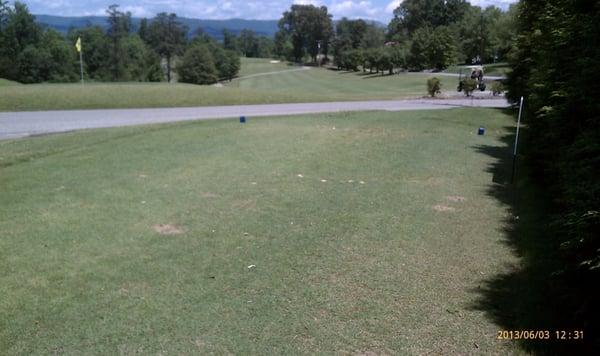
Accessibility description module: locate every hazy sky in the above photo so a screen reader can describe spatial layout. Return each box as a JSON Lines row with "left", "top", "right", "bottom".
{"left": 21, "top": 0, "right": 518, "bottom": 22}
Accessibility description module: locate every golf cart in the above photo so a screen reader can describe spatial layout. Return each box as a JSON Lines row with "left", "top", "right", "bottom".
{"left": 457, "top": 65, "right": 486, "bottom": 92}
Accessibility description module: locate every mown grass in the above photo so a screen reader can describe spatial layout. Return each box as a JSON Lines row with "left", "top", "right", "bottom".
{"left": 0, "top": 58, "right": 445, "bottom": 112}
{"left": 0, "top": 108, "right": 522, "bottom": 354}
{"left": 237, "top": 57, "right": 292, "bottom": 77}
{"left": 0, "top": 78, "right": 20, "bottom": 86}
{"left": 229, "top": 63, "right": 436, "bottom": 101}
{"left": 0, "top": 82, "right": 326, "bottom": 112}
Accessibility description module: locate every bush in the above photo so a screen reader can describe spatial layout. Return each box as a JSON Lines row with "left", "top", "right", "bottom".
{"left": 490, "top": 81, "right": 504, "bottom": 96}
{"left": 462, "top": 78, "right": 477, "bottom": 96}
{"left": 214, "top": 49, "right": 240, "bottom": 81}
{"left": 340, "top": 49, "right": 363, "bottom": 71}
{"left": 176, "top": 44, "right": 218, "bottom": 85}
{"left": 427, "top": 77, "right": 441, "bottom": 97}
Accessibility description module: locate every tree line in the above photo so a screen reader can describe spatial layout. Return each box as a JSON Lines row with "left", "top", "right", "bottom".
{"left": 0, "top": 2, "right": 250, "bottom": 84}
{"left": 505, "top": 1, "right": 599, "bottom": 349}
{"left": 1, "top": 0, "right": 518, "bottom": 84}
{"left": 273, "top": 0, "right": 517, "bottom": 73}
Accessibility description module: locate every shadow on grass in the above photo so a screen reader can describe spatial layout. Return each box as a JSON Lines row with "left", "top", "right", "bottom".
{"left": 362, "top": 72, "right": 396, "bottom": 79}
{"left": 469, "top": 109, "right": 594, "bottom": 355}
{"left": 325, "top": 67, "right": 358, "bottom": 74}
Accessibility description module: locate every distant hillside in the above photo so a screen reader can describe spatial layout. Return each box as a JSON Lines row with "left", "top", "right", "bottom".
{"left": 35, "top": 15, "right": 279, "bottom": 40}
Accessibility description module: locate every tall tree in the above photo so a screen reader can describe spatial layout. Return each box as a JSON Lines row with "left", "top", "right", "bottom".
{"left": 505, "top": 1, "right": 599, "bottom": 349}
{"left": 0, "top": 0, "right": 9, "bottom": 27}
{"left": 274, "top": 30, "right": 292, "bottom": 59}
{"left": 0, "top": 1, "right": 41, "bottom": 80}
{"left": 408, "top": 25, "right": 457, "bottom": 70}
{"left": 277, "top": 4, "right": 333, "bottom": 63}
{"left": 487, "top": 4, "right": 518, "bottom": 62}
{"left": 333, "top": 18, "right": 367, "bottom": 67}
{"left": 122, "top": 34, "right": 163, "bottom": 81}
{"left": 106, "top": 4, "right": 131, "bottom": 81}
{"left": 388, "top": 0, "right": 469, "bottom": 40}
{"left": 360, "top": 24, "right": 385, "bottom": 49}
{"left": 148, "top": 12, "right": 187, "bottom": 82}
{"left": 138, "top": 18, "right": 150, "bottom": 43}
{"left": 238, "top": 29, "right": 258, "bottom": 57}
{"left": 69, "top": 26, "right": 110, "bottom": 80}
{"left": 222, "top": 29, "right": 237, "bottom": 52}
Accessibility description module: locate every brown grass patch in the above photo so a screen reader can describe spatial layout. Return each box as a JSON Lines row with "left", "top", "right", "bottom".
{"left": 446, "top": 195, "right": 466, "bottom": 202}
{"left": 231, "top": 199, "right": 257, "bottom": 210}
{"left": 433, "top": 205, "right": 456, "bottom": 212}
{"left": 201, "top": 192, "right": 220, "bottom": 198}
{"left": 153, "top": 224, "right": 185, "bottom": 235}
{"left": 407, "top": 176, "right": 444, "bottom": 186}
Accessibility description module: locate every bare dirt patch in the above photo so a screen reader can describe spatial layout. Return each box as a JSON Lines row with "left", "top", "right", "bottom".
{"left": 201, "top": 192, "right": 220, "bottom": 198}
{"left": 407, "top": 176, "right": 444, "bottom": 186}
{"left": 231, "top": 199, "right": 257, "bottom": 210}
{"left": 153, "top": 224, "right": 185, "bottom": 235}
{"left": 446, "top": 195, "right": 466, "bottom": 202}
{"left": 433, "top": 205, "right": 457, "bottom": 212}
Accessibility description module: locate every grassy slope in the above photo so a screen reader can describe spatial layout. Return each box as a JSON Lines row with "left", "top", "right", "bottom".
{"left": 0, "top": 59, "right": 444, "bottom": 112}
{"left": 0, "top": 78, "right": 21, "bottom": 86}
{"left": 237, "top": 57, "right": 291, "bottom": 77}
{"left": 228, "top": 65, "right": 433, "bottom": 101}
{"left": 0, "top": 82, "right": 328, "bottom": 112}
{"left": 0, "top": 108, "right": 521, "bottom": 354}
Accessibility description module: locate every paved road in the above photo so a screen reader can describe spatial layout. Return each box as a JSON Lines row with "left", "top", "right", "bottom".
{"left": 0, "top": 98, "right": 509, "bottom": 140}
{"left": 413, "top": 72, "right": 506, "bottom": 81}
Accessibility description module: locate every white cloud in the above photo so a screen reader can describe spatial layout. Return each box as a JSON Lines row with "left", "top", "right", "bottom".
{"left": 331, "top": 1, "right": 379, "bottom": 19}
{"left": 468, "top": 0, "right": 515, "bottom": 9}
{"left": 121, "top": 6, "right": 154, "bottom": 17}
{"left": 293, "top": 0, "right": 322, "bottom": 5}
{"left": 22, "top": 0, "right": 518, "bottom": 21}
{"left": 385, "top": 0, "right": 401, "bottom": 13}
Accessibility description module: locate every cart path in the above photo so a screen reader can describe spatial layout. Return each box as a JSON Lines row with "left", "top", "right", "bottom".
{"left": 0, "top": 98, "right": 509, "bottom": 140}
{"left": 232, "top": 66, "right": 312, "bottom": 81}
{"left": 414, "top": 72, "right": 506, "bottom": 80}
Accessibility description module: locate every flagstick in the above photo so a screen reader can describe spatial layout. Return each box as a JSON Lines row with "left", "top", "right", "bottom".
{"left": 511, "top": 96, "right": 524, "bottom": 184}
{"left": 79, "top": 50, "right": 84, "bottom": 85}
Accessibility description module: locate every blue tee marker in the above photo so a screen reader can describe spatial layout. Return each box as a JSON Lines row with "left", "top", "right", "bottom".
{"left": 240, "top": 116, "right": 246, "bottom": 123}
{"left": 478, "top": 127, "right": 485, "bottom": 135}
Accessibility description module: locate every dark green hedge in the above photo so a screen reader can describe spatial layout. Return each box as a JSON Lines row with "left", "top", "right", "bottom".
{"left": 506, "top": 0, "right": 599, "bottom": 347}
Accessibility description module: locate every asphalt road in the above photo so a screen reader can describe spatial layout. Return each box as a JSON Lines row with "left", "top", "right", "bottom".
{"left": 0, "top": 98, "right": 509, "bottom": 140}
{"left": 416, "top": 72, "right": 506, "bottom": 81}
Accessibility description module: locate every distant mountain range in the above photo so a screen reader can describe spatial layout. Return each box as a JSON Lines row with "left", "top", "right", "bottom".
{"left": 35, "top": 15, "right": 280, "bottom": 40}
{"left": 35, "top": 15, "right": 385, "bottom": 41}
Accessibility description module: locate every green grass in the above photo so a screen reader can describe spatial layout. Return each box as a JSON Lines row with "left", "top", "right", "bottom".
{"left": 0, "top": 78, "right": 21, "bottom": 86}
{"left": 1, "top": 108, "right": 522, "bottom": 354}
{"left": 445, "top": 63, "right": 511, "bottom": 77}
{"left": 237, "top": 57, "right": 292, "bottom": 77}
{"left": 228, "top": 64, "right": 436, "bottom": 101}
{"left": 483, "top": 63, "right": 511, "bottom": 77}
{"left": 0, "top": 58, "right": 445, "bottom": 112}
{"left": 0, "top": 82, "right": 326, "bottom": 112}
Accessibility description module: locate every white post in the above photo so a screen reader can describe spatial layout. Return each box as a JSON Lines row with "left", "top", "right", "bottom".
{"left": 511, "top": 96, "right": 524, "bottom": 183}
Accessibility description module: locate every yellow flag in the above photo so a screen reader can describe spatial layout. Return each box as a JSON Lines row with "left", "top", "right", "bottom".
{"left": 75, "top": 37, "right": 82, "bottom": 53}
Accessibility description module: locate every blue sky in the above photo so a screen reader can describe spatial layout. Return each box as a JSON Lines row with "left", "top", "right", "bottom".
{"left": 21, "top": 0, "right": 518, "bottom": 22}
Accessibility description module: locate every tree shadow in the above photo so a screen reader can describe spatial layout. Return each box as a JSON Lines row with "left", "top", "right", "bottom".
{"left": 325, "top": 67, "right": 359, "bottom": 74}
{"left": 362, "top": 73, "right": 395, "bottom": 79}
{"left": 469, "top": 109, "right": 594, "bottom": 355}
